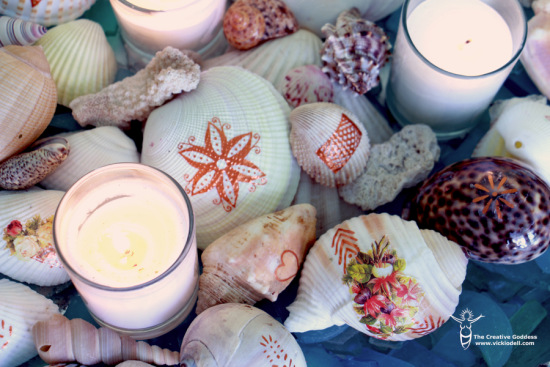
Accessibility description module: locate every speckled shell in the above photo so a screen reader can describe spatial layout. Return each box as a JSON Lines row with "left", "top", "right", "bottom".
{"left": 285, "top": 213, "right": 467, "bottom": 341}
{"left": 35, "top": 19, "right": 117, "bottom": 107}
{"left": 290, "top": 103, "right": 370, "bottom": 187}
{"left": 181, "top": 304, "right": 307, "bottom": 367}
{"left": 223, "top": 0, "right": 298, "bottom": 50}
{"left": 520, "top": 12, "right": 550, "bottom": 100}
{"left": 321, "top": 8, "right": 392, "bottom": 95}
{"left": 0, "top": 0, "right": 95, "bottom": 26}
{"left": 404, "top": 157, "right": 550, "bottom": 264}
{"left": 0, "top": 16, "right": 46, "bottom": 46}
{"left": 0, "top": 45, "right": 57, "bottom": 162}
{"left": 0, "top": 279, "right": 60, "bottom": 367}
{"left": 282, "top": 65, "right": 334, "bottom": 108}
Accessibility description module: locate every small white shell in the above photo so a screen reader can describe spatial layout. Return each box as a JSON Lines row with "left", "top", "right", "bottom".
{"left": 40, "top": 127, "right": 140, "bottom": 191}
{"left": 0, "top": 279, "right": 60, "bottom": 367}
{"left": 290, "top": 102, "right": 370, "bottom": 187}
{"left": 281, "top": 65, "right": 334, "bottom": 108}
{"left": 0, "top": 16, "right": 47, "bottom": 46}
{"left": 0, "top": 0, "right": 96, "bottom": 26}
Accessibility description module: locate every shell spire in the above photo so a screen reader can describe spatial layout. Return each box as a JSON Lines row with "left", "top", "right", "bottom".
{"left": 0, "top": 16, "right": 47, "bottom": 47}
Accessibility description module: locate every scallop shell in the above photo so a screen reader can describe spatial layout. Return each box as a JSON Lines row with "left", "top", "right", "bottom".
{"left": 290, "top": 103, "right": 370, "bottom": 187}
{"left": 0, "top": 0, "right": 95, "bottom": 26}
{"left": 0, "top": 188, "right": 70, "bottom": 285}
{"left": 0, "top": 16, "right": 47, "bottom": 46}
{"left": 142, "top": 66, "right": 299, "bottom": 249}
{"left": 181, "top": 304, "right": 307, "bottom": 367}
{"left": 0, "top": 279, "right": 60, "bottom": 367}
{"left": 39, "top": 127, "right": 140, "bottom": 191}
{"left": 284, "top": 213, "right": 467, "bottom": 341}
{"left": 281, "top": 65, "right": 334, "bottom": 108}
{"left": 520, "top": 12, "right": 550, "bottom": 100}
{"left": 0, "top": 45, "right": 57, "bottom": 162}
{"left": 34, "top": 19, "right": 117, "bottom": 107}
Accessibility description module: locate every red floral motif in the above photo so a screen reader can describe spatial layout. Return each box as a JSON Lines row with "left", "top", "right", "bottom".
{"left": 364, "top": 295, "right": 387, "bottom": 317}
{"left": 379, "top": 306, "right": 410, "bottom": 328}
{"left": 5, "top": 220, "right": 22, "bottom": 237}
{"left": 396, "top": 279, "right": 423, "bottom": 305}
{"left": 178, "top": 118, "right": 266, "bottom": 212}
{"left": 369, "top": 272, "right": 401, "bottom": 297}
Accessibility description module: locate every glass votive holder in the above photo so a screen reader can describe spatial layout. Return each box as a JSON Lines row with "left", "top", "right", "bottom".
{"left": 53, "top": 163, "right": 198, "bottom": 340}
{"left": 386, "top": 0, "right": 527, "bottom": 141}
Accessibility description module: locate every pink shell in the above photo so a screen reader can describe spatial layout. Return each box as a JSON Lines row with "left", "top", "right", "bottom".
{"left": 282, "top": 65, "right": 334, "bottom": 108}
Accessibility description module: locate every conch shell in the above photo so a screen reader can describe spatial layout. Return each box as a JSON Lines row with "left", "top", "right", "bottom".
{"left": 197, "top": 204, "right": 316, "bottom": 314}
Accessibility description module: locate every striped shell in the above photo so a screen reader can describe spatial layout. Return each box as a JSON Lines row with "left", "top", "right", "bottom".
{"left": 0, "top": 0, "right": 96, "bottom": 26}
{"left": 35, "top": 19, "right": 117, "bottom": 107}
{"left": 282, "top": 65, "right": 334, "bottom": 108}
{"left": 0, "top": 279, "right": 60, "bottom": 367}
{"left": 0, "top": 15, "right": 46, "bottom": 46}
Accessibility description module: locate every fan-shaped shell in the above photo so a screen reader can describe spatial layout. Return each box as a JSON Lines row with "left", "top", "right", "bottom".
{"left": 290, "top": 103, "right": 370, "bottom": 187}
{"left": 0, "top": 279, "right": 60, "bottom": 367}
{"left": 282, "top": 65, "right": 334, "bottom": 108}
{"left": 0, "top": 188, "right": 70, "bottom": 285}
{"left": 285, "top": 213, "right": 467, "bottom": 341}
{"left": 0, "top": 45, "right": 56, "bottom": 162}
{"left": 0, "top": 16, "right": 47, "bottom": 46}
{"left": 142, "top": 66, "right": 299, "bottom": 249}
{"left": 39, "top": 127, "right": 140, "bottom": 191}
{"left": 35, "top": 19, "right": 117, "bottom": 107}
{"left": 520, "top": 12, "right": 550, "bottom": 100}
{"left": 180, "top": 304, "right": 306, "bottom": 367}
{"left": 0, "top": 0, "right": 96, "bottom": 26}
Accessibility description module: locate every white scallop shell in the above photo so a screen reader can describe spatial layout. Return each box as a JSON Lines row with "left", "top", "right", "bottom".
{"left": 40, "top": 126, "right": 140, "bottom": 191}
{"left": 0, "top": 0, "right": 95, "bottom": 26}
{"left": 520, "top": 12, "right": 550, "bottom": 100}
{"left": 35, "top": 19, "right": 117, "bottom": 107}
{"left": 142, "top": 66, "right": 300, "bottom": 250}
{"left": 290, "top": 102, "right": 370, "bottom": 187}
{"left": 285, "top": 213, "right": 467, "bottom": 341}
{"left": 0, "top": 188, "right": 70, "bottom": 286}
{"left": 0, "top": 16, "right": 47, "bottom": 46}
{"left": 0, "top": 279, "right": 60, "bottom": 367}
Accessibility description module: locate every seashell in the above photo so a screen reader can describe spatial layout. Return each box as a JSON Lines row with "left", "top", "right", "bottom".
{"left": 117, "top": 362, "right": 154, "bottom": 367}
{"left": 70, "top": 47, "right": 201, "bottom": 130}
{"left": 32, "top": 314, "right": 179, "bottom": 366}
{"left": 520, "top": 0, "right": 535, "bottom": 7}
{"left": 404, "top": 157, "right": 550, "bottom": 264}
{"left": 0, "top": 16, "right": 47, "bottom": 46}
{"left": 519, "top": 11, "right": 550, "bottom": 100}
{"left": 533, "top": 0, "right": 550, "bottom": 14}
{"left": 142, "top": 66, "right": 300, "bottom": 249}
{"left": 321, "top": 8, "right": 392, "bottom": 95}
{"left": 181, "top": 304, "right": 306, "bottom": 367}
{"left": 0, "top": 279, "right": 60, "bottom": 367}
{"left": 338, "top": 125, "right": 440, "bottom": 211}
{"left": 281, "top": 65, "right": 334, "bottom": 108}
{"left": 0, "top": 137, "right": 69, "bottom": 190}
{"left": 0, "top": 188, "right": 70, "bottom": 286}
{"left": 40, "top": 127, "right": 140, "bottom": 191}
{"left": 223, "top": 0, "right": 298, "bottom": 50}
{"left": 197, "top": 204, "right": 316, "bottom": 314}
{"left": 0, "top": 45, "right": 56, "bottom": 162}
{"left": 0, "top": 0, "right": 96, "bottom": 26}
{"left": 289, "top": 102, "right": 370, "bottom": 187}
{"left": 284, "top": 213, "right": 467, "bottom": 340}
{"left": 35, "top": 19, "right": 117, "bottom": 107}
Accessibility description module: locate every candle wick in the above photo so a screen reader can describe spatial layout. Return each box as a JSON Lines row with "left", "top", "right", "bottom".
{"left": 466, "top": 39, "right": 472, "bottom": 44}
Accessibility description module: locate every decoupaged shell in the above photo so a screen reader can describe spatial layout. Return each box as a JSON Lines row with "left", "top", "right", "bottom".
{"left": 520, "top": 9, "right": 550, "bottom": 100}
{"left": 0, "top": 45, "right": 56, "bottom": 162}
{"left": 197, "top": 204, "right": 316, "bottom": 314}
{"left": 223, "top": 0, "right": 298, "bottom": 50}
{"left": 0, "top": 188, "right": 70, "bottom": 286}
{"left": 290, "top": 103, "right": 370, "bottom": 187}
{"left": 35, "top": 19, "right": 117, "bottom": 107}
{"left": 0, "top": 279, "right": 60, "bottom": 367}
{"left": 285, "top": 213, "right": 467, "bottom": 341}
{"left": 33, "top": 314, "right": 179, "bottom": 365}
{"left": 0, "top": 0, "right": 95, "bottom": 26}
{"left": 39, "top": 127, "right": 140, "bottom": 191}
{"left": 0, "top": 16, "right": 47, "bottom": 46}
{"left": 181, "top": 304, "right": 306, "bottom": 367}
{"left": 282, "top": 65, "right": 334, "bottom": 108}
{"left": 142, "top": 67, "right": 300, "bottom": 249}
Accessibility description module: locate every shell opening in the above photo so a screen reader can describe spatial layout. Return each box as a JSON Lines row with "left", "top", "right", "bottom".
{"left": 515, "top": 141, "right": 523, "bottom": 149}
{"left": 39, "top": 345, "right": 51, "bottom": 352}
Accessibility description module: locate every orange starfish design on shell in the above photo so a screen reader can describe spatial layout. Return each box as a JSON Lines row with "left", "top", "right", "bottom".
{"left": 472, "top": 173, "right": 518, "bottom": 220}
{"left": 178, "top": 118, "right": 266, "bottom": 212}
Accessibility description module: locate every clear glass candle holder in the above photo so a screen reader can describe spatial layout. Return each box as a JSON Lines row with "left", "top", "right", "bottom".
{"left": 386, "top": 0, "right": 527, "bottom": 141}
{"left": 53, "top": 163, "right": 198, "bottom": 340}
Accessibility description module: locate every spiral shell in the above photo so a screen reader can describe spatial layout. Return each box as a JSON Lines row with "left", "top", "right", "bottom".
{"left": 0, "top": 16, "right": 47, "bottom": 46}
{"left": 0, "top": 0, "right": 96, "bottom": 26}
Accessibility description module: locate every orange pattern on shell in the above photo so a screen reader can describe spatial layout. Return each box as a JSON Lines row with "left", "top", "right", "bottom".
{"left": 316, "top": 114, "right": 362, "bottom": 174}
{"left": 331, "top": 227, "right": 359, "bottom": 274}
{"left": 0, "top": 319, "right": 13, "bottom": 350}
{"left": 260, "top": 334, "right": 294, "bottom": 367}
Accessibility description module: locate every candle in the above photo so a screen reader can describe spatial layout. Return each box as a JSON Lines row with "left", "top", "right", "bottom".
{"left": 54, "top": 164, "right": 198, "bottom": 339}
{"left": 387, "top": 0, "right": 526, "bottom": 140}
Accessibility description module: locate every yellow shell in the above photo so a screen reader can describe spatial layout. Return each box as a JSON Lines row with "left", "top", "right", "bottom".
{"left": 0, "top": 45, "right": 57, "bottom": 162}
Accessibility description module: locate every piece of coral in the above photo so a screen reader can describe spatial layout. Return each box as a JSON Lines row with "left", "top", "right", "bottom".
{"left": 338, "top": 125, "right": 440, "bottom": 211}
{"left": 70, "top": 47, "right": 201, "bottom": 129}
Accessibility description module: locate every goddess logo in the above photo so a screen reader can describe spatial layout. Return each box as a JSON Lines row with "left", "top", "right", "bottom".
{"left": 450, "top": 308, "right": 484, "bottom": 349}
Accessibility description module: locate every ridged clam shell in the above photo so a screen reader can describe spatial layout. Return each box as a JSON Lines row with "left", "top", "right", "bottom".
{"left": 282, "top": 65, "right": 334, "bottom": 108}
{"left": 0, "top": 279, "right": 60, "bottom": 367}
{"left": 0, "top": 45, "right": 57, "bottom": 162}
{"left": 35, "top": 19, "right": 117, "bottom": 107}
{"left": 142, "top": 66, "right": 299, "bottom": 249}
{"left": 0, "top": 188, "right": 70, "bottom": 285}
{"left": 290, "top": 103, "right": 370, "bottom": 187}
{"left": 0, "top": 0, "right": 96, "bottom": 26}
{"left": 0, "top": 16, "right": 46, "bottom": 46}
{"left": 39, "top": 127, "right": 140, "bottom": 191}
{"left": 520, "top": 12, "right": 550, "bottom": 100}
{"left": 285, "top": 213, "right": 467, "bottom": 341}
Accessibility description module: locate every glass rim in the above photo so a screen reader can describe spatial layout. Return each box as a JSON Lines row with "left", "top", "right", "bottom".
{"left": 401, "top": 0, "right": 528, "bottom": 80}
{"left": 112, "top": 0, "right": 215, "bottom": 14}
{"left": 53, "top": 162, "right": 195, "bottom": 293}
